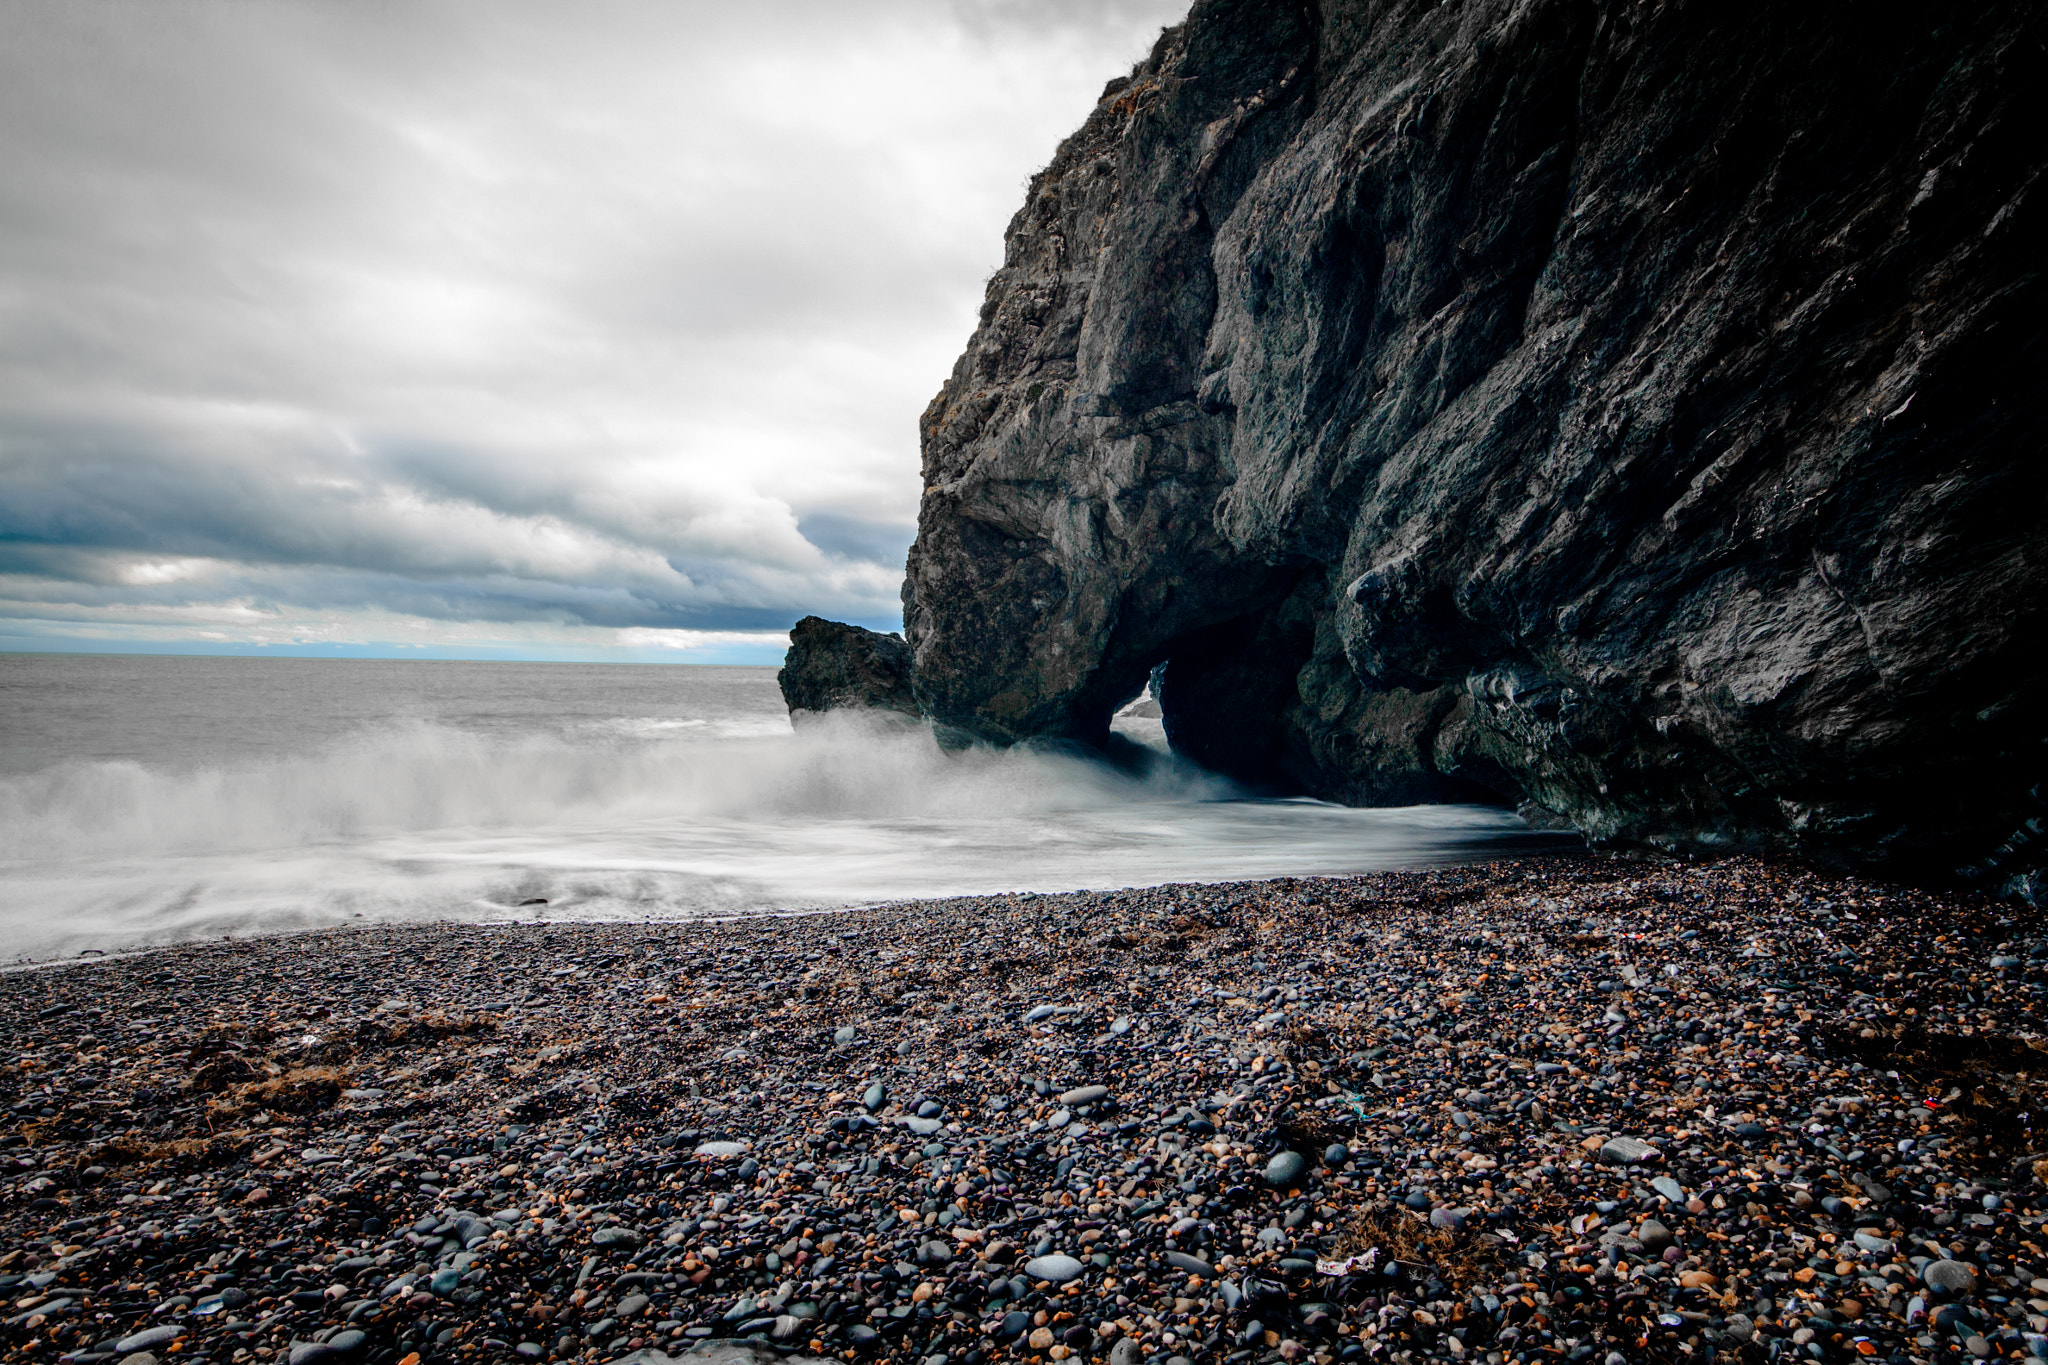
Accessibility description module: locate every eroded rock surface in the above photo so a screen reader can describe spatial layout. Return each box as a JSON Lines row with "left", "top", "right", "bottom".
{"left": 776, "top": 616, "right": 918, "bottom": 722}
{"left": 902, "top": 0, "right": 2048, "bottom": 888}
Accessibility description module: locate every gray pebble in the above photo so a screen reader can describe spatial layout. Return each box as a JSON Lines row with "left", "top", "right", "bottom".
{"left": 692, "top": 1140, "right": 749, "bottom": 1159}
{"left": 1264, "top": 1150, "right": 1308, "bottom": 1187}
{"left": 116, "top": 1327, "right": 184, "bottom": 1355}
{"left": 286, "top": 1337, "right": 361, "bottom": 1365}
{"left": 1599, "top": 1136, "right": 1658, "bottom": 1166}
{"left": 1023, "top": 1253, "right": 1086, "bottom": 1283}
{"left": 1925, "top": 1259, "right": 1978, "bottom": 1293}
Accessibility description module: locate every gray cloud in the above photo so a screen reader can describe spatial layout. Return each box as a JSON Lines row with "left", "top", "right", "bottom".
{"left": 0, "top": 0, "right": 1186, "bottom": 656}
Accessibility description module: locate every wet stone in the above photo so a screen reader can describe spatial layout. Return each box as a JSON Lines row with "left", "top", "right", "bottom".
{"left": 114, "top": 1328, "right": 182, "bottom": 1355}
{"left": 1264, "top": 1150, "right": 1308, "bottom": 1187}
{"left": 1023, "top": 1254, "right": 1086, "bottom": 1283}
{"left": 1926, "top": 1259, "right": 1979, "bottom": 1293}
{"left": 691, "top": 1140, "right": 747, "bottom": 1159}
{"left": 1599, "top": 1136, "right": 1659, "bottom": 1166}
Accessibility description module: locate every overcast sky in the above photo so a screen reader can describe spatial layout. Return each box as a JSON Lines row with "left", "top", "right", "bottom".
{"left": 0, "top": 0, "right": 1184, "bottom": 663}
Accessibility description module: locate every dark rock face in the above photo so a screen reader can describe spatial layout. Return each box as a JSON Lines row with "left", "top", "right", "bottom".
{"left": 777, "top": 616, "right": 918, "bottom": 721}
{"left": 901, "top": 0, "right": 2048, "bottom": 887}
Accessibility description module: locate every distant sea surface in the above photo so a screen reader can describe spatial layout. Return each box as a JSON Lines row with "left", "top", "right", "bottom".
{"left": 0, "top": 654, "right": 1564, "bottom": 961}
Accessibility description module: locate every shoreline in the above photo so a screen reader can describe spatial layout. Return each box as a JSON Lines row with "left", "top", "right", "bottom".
{"left": 0, "top": 819, "right": 1583, "bottom": 974}
{"left": 1, "top": 854, "right": 2041, "bottom": 1365}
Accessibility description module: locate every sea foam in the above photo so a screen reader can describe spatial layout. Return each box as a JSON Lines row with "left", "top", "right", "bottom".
{"left": 0, "top": 707, "right": 1545, "bottom": 963}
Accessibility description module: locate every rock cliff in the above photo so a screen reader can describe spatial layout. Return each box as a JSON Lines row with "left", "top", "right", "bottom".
{"left": 900, "top": 0, "right": 2048, "bottom": 893}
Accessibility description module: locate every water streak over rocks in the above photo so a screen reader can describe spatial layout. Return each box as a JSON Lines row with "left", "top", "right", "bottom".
{"left": 1, "top": 855, "right": 2045, "bottom": 1365}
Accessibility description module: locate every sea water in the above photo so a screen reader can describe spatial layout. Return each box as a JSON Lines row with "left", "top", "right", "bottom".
{"left": 0, "top": 654, "right": 1564, "bottom": 962}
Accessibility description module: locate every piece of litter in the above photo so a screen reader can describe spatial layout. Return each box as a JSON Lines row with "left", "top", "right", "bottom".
{"left": 1318, "top": 1248, "right": 1380, "bottom": 1276}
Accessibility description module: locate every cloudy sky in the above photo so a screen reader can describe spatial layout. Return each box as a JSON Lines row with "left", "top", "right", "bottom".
{"left": 0, "top": 0, "right": 1183, "bottom": 663}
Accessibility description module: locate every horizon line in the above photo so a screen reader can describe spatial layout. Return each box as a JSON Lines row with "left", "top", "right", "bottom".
{"left": 0, "top": 638, "right": 798, "bottom": 665}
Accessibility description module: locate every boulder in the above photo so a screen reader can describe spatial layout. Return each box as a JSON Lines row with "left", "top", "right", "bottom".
{"left": 777, "top": 616, "right": 918, "bottom": 722}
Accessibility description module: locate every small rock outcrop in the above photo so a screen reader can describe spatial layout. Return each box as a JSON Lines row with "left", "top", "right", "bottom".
{"left": 899, "top": 0, "right": 2048, "bottom": 890}
{"left": 776, "top": 617, "right": 918, "bottom": 722}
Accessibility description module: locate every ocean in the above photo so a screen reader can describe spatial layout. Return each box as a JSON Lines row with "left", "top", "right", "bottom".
{"left": 0, "top": 654, "right": 1564, "bottom": 962}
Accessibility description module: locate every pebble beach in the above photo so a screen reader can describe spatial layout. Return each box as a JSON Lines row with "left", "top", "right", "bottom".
{"left": 2, "top": 854, "right": 2044, "bottom": 1365}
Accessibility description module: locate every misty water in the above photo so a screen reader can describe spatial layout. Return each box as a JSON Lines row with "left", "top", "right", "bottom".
{"left": 0, "top": 655, "right": 1566, "bottom": 962}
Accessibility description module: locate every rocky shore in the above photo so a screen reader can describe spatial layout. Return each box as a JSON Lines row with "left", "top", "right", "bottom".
{"left": 2, "top": 855, "right": 2044, "bottom": 1365}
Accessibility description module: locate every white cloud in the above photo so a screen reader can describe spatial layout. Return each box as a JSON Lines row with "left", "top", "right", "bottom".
{"left": 0, "top": 0, "right": 1188, "bottom": 657}
{"left": 614, "top": 628, "right": 794, "bottom": 653}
